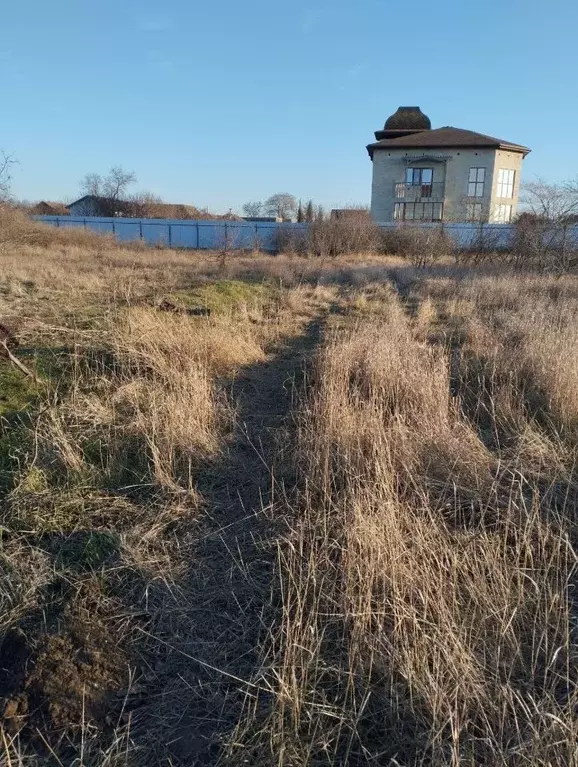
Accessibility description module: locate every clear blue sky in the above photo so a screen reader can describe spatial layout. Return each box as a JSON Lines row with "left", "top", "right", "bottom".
{"left": 1, "top": 0, "right": 576, "bottom": 212}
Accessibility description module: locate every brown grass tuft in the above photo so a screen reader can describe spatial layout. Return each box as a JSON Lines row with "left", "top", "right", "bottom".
{"left": 2, "top": 238, "right": 578, "bottom": 765}
{"left": 231, "top": 279, "right": 578, "bottom": 766}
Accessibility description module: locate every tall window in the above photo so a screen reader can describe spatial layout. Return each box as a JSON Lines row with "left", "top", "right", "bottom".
{"left": 497, "top": 168, "right": 515, "bottom": 198}
{"left": 495, "top": 204, "right": 512, "bottom": 223}
{"left": 394, "top": 202, "right": 443, "bottom": 221}
{"left": 466, "top": 203, "right": 483, "bottom": 222}
{"left": 405, "top": 167, "right": 433, "bottom": 197}
{"left": 405, "top": 168, "right": 433, "bottom": 185}
{"left": 468, "top": 168, "right": 485, "bottom": 197}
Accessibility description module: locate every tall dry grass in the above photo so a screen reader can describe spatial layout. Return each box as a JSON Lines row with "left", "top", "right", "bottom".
{"left": 409, "top": 272, "right": 578, "bottom": 453}
{"left": 112, "top": 308, "right": 265, "bottom": 491}
{"left": 0, "top": 207, "right": 402, "bottom": 314}
{"left": 0, "top": 289, "right": 276, "bottom": 763}
{"left": 233, "top": 279, "right": 578, "bottom": 766}
{"left": 27, "top": 307, "right": 268, "bottom": 498}
{"left": 0, "top": 205, "right": 122, "bottom": 251}
{"left": 3, "top": 211, "right": 578, "bottom": 763}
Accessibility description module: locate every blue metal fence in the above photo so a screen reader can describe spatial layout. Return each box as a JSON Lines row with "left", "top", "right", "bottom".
{"left": 34, "top": 215, "right": 578, "bottom": 252}
{"left": 36, "top": 216, "right": 308, "bottom": 252}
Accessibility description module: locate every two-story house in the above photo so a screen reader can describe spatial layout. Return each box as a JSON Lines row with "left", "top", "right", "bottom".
{"left": 367, "top": 107, "right": 530, "bottom": 224}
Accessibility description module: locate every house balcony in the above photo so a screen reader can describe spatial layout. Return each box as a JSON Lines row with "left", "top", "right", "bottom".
{"left": 394, "top": 182, "right": 445, "bottom": 202}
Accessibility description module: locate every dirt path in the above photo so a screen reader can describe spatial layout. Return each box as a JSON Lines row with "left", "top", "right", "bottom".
{"left": 133, "top": 307, "right": 329, "bottom": 765}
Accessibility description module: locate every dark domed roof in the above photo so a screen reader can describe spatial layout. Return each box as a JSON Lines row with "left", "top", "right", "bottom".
{"left": 374, "top": 106, "right": 431, "bottom": 141}
{"left": 384, "top": 106, "right": 431, "bottom": 132}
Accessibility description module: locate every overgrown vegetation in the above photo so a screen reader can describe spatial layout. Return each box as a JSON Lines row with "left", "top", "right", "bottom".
{"left": 230, "top": 273, "right": 578, "bottom": 765}
{"left": 1, "top": 212, "right": 578, "bottom": 765}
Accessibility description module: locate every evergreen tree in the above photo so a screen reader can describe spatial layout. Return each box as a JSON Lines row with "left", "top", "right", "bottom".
{"left": 297, "top": 200, "right": 304, "bottom": 223}
{"left": 305, "top": 199, "right": 314, "bottom": 222}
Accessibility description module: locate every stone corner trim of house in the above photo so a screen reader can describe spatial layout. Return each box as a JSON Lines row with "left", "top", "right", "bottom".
{"left": 367, "top": 106, "right": 531, "bottom": 224}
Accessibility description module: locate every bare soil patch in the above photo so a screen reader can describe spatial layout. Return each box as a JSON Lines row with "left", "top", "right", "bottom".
{"left": 0, "top": 580, "right": 129, "bottom": 750}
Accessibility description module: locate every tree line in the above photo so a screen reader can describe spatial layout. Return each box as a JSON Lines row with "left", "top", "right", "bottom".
{"left": 0, "top": 158, "right": 328, "bottom": 222}
{"left": 242, "top": 194, "right": 326, "bottom": 221}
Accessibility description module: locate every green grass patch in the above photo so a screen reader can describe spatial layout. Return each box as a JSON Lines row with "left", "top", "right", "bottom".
{"left": 0, "top": 362, "right": 40, "bottom": 418}
{"left": 0, "top": 363, "right": 38, "bottom": 495}
{"left": 0, "top": 432, "right": 25, "bottom": 495}
{"left": 0, "top": 345, "right": 80, "bottom": 411}
{"left": 169, "top": 279, "right": 278, "bottom": 315}
{"left": 16, "top": 466, "right": 49, "bottom": 494}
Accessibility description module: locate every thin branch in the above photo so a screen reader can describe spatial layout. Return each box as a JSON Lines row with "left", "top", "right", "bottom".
{"left": 1, "top": 340, "right": 42, "bottom": 384}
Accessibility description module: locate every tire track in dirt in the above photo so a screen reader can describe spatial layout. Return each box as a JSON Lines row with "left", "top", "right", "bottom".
{"left": 132, "top": 304, "right": 332, "bottom": 765}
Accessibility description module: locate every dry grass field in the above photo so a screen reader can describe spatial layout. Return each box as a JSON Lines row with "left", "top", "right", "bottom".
{"left": 1, "top": 211, "right": 577, "bottom": 765}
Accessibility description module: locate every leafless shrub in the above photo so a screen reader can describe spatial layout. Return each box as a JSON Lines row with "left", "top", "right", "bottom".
{"left": 512, "top": 214, "right": 578, "bottom": 273}
{"left": 0, "top": 151, "right": 16, "bottom": 202}
{"left": 277, "top": 216, "right": 382, "bottom": 257}
{"left": 381, "top": 223, "right": 453, "bottom": 267}
{"left": 454, "top": 221, "right": 510, "bottom": 266}
{"left": 308, "top": 215, "right": 382, "bottom": 257}
{"left": 512, "top": 180, "right": 578, "bottom": 273}
{"left": 275, "top": 224, "right": 308, "bottom": 255}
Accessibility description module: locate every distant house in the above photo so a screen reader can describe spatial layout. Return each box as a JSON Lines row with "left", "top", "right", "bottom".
{"left": 67, "top": 195, "right": 131, "bottom": 217}
{"left": 367, "top": 106, "right": 530, "bottom": 223}
{"left": 66, "top": 195, "right": 242, "bottom": 220}
{"left": 31, "top": 201, "right": 70, "bottom": 216}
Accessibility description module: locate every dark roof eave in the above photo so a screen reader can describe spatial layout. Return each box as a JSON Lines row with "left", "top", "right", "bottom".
{"left": 367, "top": 141, "right": 531, "bottom": 159}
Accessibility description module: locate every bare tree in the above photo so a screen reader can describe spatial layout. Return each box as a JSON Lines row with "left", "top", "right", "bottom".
{"left": 513, "top": 179, "right": 578, "bottom": 273}
{"left": 565, "top": 178, "right": 578, "bottom": 207}
{"left": 242, "top": 201, "right": 263, "bottom": 217}
{"left": 103, "top": 166, "right": 137, "bottom": 201}
{"left": 126, "top": 191, "right": 163, "bottom": 217}
{"left": 0, "top": 152, "right": 17, "bottom": 203}
{"left": 521, "top": 179, "right": 578, "bottom": 221}
{"left": 80, "top": 167, "right": 137, "bottom": 201}
{"left": 78, "top": 166, "right": 138, "bottom": 217}
{"left": 264, "top": 193, "right": 297, "bottom": 220}
{"left": 80, "top": 172, "right": 104, "bottom": 197}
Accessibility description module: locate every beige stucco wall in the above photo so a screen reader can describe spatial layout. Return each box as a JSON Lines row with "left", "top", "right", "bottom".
{"left": 370, "top": 146, "right": 525, "bottom": 223}
{"left": 488, "top": 149, "right": 524, "bottom": 222}
{"left": 441, "top": 148, "right": 497, "bottom": 221}
{"left": 370, "top": 148, "right": 447, "bottom": 222}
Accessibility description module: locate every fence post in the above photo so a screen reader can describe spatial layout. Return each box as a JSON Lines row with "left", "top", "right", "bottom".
{"left": 168, "top": 223, "right": 172, "bottom": 248}
{"left": 112, "top": 219, "right": 116, "bottom": 236}
{"left": 56, "top": 217, "right": 60, "bottom": 228}
{"left": 139, "top": 220, "right": 143, "bottom": 240}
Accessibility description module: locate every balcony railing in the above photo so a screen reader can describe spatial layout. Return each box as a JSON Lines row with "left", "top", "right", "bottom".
{"left": 394, "top": 182, "right": 445, "bottom": 202}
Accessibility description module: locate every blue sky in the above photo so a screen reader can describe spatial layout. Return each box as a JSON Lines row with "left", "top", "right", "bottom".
{"left": 1, "top": 0, "right": 576, "bottom": 212}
